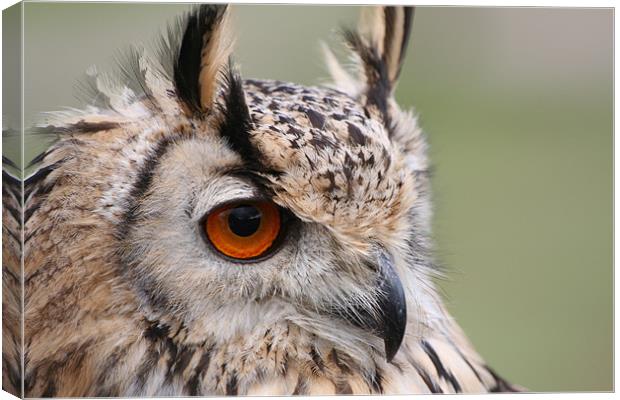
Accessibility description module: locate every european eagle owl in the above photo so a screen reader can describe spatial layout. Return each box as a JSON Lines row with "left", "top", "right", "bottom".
{"left": 2, "top": 4, "right": 520, "bottom": 396}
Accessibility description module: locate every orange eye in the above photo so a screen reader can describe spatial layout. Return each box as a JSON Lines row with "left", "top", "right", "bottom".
{"left": 205, "top": 201, "right": 281, "bottom": 260}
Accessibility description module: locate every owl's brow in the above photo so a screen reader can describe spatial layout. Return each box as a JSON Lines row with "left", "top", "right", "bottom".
{"left": 225, "top": 167, "right": 275, "bottom": 198}
{"left": 116, "top": 131, "right": 274, "bottom": 241}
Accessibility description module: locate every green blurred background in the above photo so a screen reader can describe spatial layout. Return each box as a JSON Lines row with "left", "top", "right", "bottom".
{"left": 10, "top": 2, "right": 613, "bottom": 392}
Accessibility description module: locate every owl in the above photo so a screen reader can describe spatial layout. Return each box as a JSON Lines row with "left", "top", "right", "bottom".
{"left": 2, "top": 4, "right": 520, "bottom": 396}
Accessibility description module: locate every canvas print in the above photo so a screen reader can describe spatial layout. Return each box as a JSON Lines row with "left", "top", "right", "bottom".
{"left": 2, "top": 2, "right": 612, "bottom": 397}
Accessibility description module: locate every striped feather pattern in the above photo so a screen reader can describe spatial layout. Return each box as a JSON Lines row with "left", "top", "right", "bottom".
{"left": 3, "top": 4, "right": 521, "bottom": 396}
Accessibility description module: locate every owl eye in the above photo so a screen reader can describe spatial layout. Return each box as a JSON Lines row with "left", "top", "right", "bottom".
{"left": 204, "top": 201, "right": 281, "bottom": 260}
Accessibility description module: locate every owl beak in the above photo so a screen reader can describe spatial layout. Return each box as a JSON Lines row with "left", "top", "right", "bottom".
{"left": 332, "top": 251, "right": 407, "bottom": 362}
{"left": 375, "top": 251, "right": 407, "bottom": 362}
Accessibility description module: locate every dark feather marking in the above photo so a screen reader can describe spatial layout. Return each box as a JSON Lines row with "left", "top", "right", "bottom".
{"left": 31, "top": 340, "right": 93, "bottom": 397}
{"left": 329, "top": 349, "right": 351, "bottom": 375}
{"left": 309, "top": 347, "right": 326, "bottom": 373}
{"left": 174, "top": 4, "right": 227, "bottom": 113}
{"left": 163, "top": 337, "right": 179, "bottom": 380}
{"left": 2, "top": 169, "right": 21, "bottom": 194}
{"left": 117, "top": 136, "right": 176, "bottom": 239}
{"left": 485, "top": 366, "right": 520, "bottom": 392}
{"left": 2, "top": 170, "right": 22, "bottom": 200}
{"left": 93, "top": 388, "right": 115, "bottom": 398}
{"left": 347, "top": 122, "right": 367, "bottom": 146}
{"left": 382, "top": 7, "right": 414, "bottom": 81}
{"left": 308, "top": 133, "right": 338, "bottom": 151}
{"left": 30, "top": 120, "right": 119, "bottom": 136}
{"left": 343, "top": 7, "right": 414, "bottom": 136}
{"left": 3, "top": 354, "right": 22, "bottom": 395}
{"left": 218, "top": 67, "right": 282, "bottom": 193}
{"left": 26, "top": 150, "right": 51, "bottom": 169}
{"left": 383, "top": 7, "right": 397, "bottom": 63}
{"left": 277, "top": 114, "right": 295, "bottom": 124}
{"left": 226, "top": 371, "right": 238, "bottom": 395}
{"left": 135, "top": 343, "right": 161, "bottom": 392}
{"left": 186, "top": 345, "right": 214, "bottom": 396}
{"left": 243, "top": 78, "right": 268, "bottom": 90}
{"left": 23, "top": 203, "right": 40, "bottom": 224}
{"left": 24, "top": 226, "right": 40, "bottom": 244}
{"left": 280, "top": 353, "right": 290, "bottom": 377}
{"left": 399, "top": 8, "right": 415, "bottom": 68}
{"left": 321, "top": 170, "right": 337, "bottom": 192}
{"left": 421, "top": 340, "right": 462, "bottom": 392}
{"left": 455, "top": 348, "right": 484, "bottom": 385}
{"left": 26, "top": 139, "right": 84, "bottom": 170}
{"left": 3, "top": 265, "right": 20, "bottom": 284}
{"left": 368, "top": 368, "right": 384, "bottom": 394}
{"left": 360, "top": 151, "right": 375, "bottom": 168}
{"left": 24, "top": 161, "right": 61, "bottom": 192}
{"left": 131, "top": 272, "right": 176, "bottom": 318}
{"left": 219, "top": 66, "right": 262, "bottom": 168}
{"left": 216, "top": 362, "right": 227, "bottom": 387}
{"left": 413, "top": 364, "right": 443, "bottom": 393}
{"left": 2, "top": 154, "right": 18, "bottom": 170}
{"left": 144, "top": 321, "right": 171, "bottom": 341}
{"left": 21, "top": 160, "right": 67, "bottom": 225}
{"left": 305, "top": 108, "right": 326, "bottom": 129}
{"left": 342, "top": 29, "right": 391, "bottom": 129}
{"left": 272, "top": 84, "right": 297, "bottom": 95}
{"left": 166, "top": 345, "right": 195, "bottom": 384}
{"left": 175, "top": 346, "right": 196, "bottom": 375}
{"left": 4, "top": 229, "right": 20, "bottom": 247}
{"left": 24, "top": 366, "right": 36, "bottom": 396}
{"left": 95, "top": 345, "right": 130, "bottom": 390}
{"left": 2, "top": 199, "right": 20, "bottom": 225}
{"left": 69, "top": 120, "right": 121, "bottom": 134}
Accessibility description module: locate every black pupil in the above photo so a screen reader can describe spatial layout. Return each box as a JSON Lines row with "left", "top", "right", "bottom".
{"left": 228, "top": 205, "right": 262, "bottom": 237}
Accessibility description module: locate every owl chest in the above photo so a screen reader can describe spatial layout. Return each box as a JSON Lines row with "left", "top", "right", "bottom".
{"left": 114, "top": 326, "right": 388, "bottom": 396}
{"left": 119, "top": 330, "right": 496, "bottom": 396}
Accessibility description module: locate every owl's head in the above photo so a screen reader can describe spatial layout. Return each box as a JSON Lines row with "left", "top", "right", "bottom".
{"left": 31, "top": 5, "right": 438, "bottom": 366}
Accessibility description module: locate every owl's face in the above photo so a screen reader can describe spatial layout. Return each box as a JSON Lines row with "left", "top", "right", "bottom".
{"left": 118, "top": 77, "right": 423, "bottom": 361}
{"left": 30, "top": 4, "right": 433, "bottom": 365}
{"left": 11, "top": 6, "right": 524, "bottom": 396}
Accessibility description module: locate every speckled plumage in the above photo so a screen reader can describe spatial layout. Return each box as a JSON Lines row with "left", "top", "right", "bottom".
{"left": 2, "top": 4, "right": 520, "bottom": 396}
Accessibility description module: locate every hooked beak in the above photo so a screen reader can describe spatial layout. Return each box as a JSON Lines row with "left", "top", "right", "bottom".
{"left": 338, "top": 250, "right": 407, "bottom": 362}
{"left": 375, "top": 251, "right": 407, "bottom": 362}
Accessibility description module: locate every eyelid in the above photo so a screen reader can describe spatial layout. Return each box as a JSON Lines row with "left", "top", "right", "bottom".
{"left": 200, "top": 195, "right": 270, "bottom": 219}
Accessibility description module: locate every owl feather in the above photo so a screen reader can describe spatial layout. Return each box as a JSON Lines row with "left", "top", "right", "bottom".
{"left": 2, "top": 4, "right": 521, "bottom": 396}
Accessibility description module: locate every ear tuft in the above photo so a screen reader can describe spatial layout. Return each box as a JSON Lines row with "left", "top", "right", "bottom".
{"left": 173, "top": 4, "right": 234, "bottom": 115}
{"left": 324, "top": 6, "right": 414, "bottom": 134}
{"left": 356, "top": 6, "right": 414, "bottom": 88}
{"left": 379, "top": 6, "right": 414, "bottom": 84}
{"left": 325, "top": 6, "right": 414, "bottom": 124}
